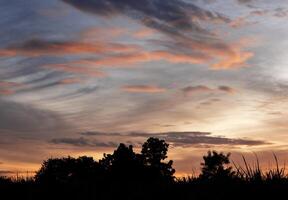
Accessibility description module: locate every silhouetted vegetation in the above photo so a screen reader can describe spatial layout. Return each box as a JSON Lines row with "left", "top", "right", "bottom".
{"left": 0, "top": 137, "right": 288, "bottom": 200}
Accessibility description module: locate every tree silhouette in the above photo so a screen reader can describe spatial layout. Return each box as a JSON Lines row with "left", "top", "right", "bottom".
{"left": 141, "top": 137, "right": 175, "bottom": 181}
{"left": 35, "top": 156, "right": 104, "bottom": 184}
{"left": 99, "top": 143, "right": 144, "bottom": 181}
{"left": 199, "top": 151, "right": 234, "bottom": 182}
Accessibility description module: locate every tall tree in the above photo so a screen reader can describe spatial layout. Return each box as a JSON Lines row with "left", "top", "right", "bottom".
{"left": 141, "top": 137, "right": 175, "bottom": 181}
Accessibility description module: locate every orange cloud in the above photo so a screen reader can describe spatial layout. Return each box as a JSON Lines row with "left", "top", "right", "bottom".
{"left": 59, "top": 78, "right": 83, "bottom": 85}
{"left": 0, "top": 50, "right": 17, "bottom": 57}
{"left": 150, "top": 51, "right": 209, "bottom": 64}
{"left": 176, "top": 36, "right": 255, "bottom": 69}
{"left": 122, "top": 85, "right": 166, "bottom": 93}
{"left": 212, "top": 51, "right": 254, "bottom": 69}
{"left": 72, "top": 50, "right": 210, "bottom": 68}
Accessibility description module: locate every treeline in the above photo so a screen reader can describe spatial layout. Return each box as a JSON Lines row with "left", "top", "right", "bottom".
{"left": 0, "top": 137, "right": 288, "bottom": 200}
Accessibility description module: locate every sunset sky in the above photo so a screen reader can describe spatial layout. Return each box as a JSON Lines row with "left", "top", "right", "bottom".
{"left": 1, "top": 0, "right": 288, "bottom": 176}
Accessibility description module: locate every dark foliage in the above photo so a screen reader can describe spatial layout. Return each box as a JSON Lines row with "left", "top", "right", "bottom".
{"left": 35, "top": 156, "right": 105, "bottom": 184}
{"left": 199, "top": 151, "right": 235, "bottom": 182}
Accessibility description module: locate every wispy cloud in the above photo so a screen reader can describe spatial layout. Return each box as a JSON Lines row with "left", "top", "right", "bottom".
{"left": 58, "top": 78, "right": 83, "bottom": 85}
{"left": 43, "top": 64, "right": 106, "bottom": 77}
{"left": 62, "top": 0, "right": 254, "bottom": 70}
{"left": 0, "top": 39, "right": 139, "bottom": 57}
{"left": 0, "top": 81, "right": 23, "bottom": 96}
{"left": 122, "top": 85, "right": 166, "bottom": 93}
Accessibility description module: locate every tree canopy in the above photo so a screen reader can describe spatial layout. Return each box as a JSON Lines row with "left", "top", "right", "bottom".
{"left": 35, "top": 137, "right": 175, "bottom": 184}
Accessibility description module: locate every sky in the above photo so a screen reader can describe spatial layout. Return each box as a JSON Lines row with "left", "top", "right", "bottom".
{"left": 1, "top": 0, "right": 288, "bottom": 176}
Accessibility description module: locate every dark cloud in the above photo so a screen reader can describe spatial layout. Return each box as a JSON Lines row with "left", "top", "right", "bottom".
{"left": 274, "top": 8, "right": 288, "bottom": 18}
{"left": 78, "top": 131, "right": 269, "bottom": 147}
{"left": 50, "top": 137, "right": 118, "bottom": 147}
{"left": 218, "top": 85, "right": 236, "bottom": 93}
{"left": 182, "top": 85, "right": 212, "bottom": 95}
{"left": 182, "top": 85, "right": 236, "bottom": 95}
{"left": 237, "top": 0, "right": 253, "bottom": 4}
{"left": 62, "top": 0, "right": 229, "bottom": 35}
{"left": 2, "top": 39, "right": 139, "bottom": 56}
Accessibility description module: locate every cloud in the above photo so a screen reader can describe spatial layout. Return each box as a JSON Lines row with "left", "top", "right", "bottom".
{"left": 0, "top": 89, "right": 15, "bottom": 96}
{"left": 229, "top": 17, "right": 256, "bottom": 28}
{"left": 62, "top": 0, "right": 229, "bottom": 34}
{"left": 82, "top": 50, "right": 210, "bottom": 67}
{"left": 152, "top": 35, "right": 254, "bottom": 69}
{"left": 250, "top": 10, "right": 269, "bottom": 16}
{"left": 78, "top": 131, "right": 269, "bottom": 147}
{"left": 81, "top": 27, "right": 127, "bottom": 41}
{"left": 43, "top": 64, "right": 106, "bottom": 77}
{"left": 0, "top": 99, "right": 68, "bottom": 135}
{"left": 62, "top": 0, "right": 254, "bottom": 70}
{"left": 0, "top": 81, "right": 22, "bottom": 88}
{"left": 237, "top": 0, "right": 253, "bottom": 4}
{"left": 0, "top": 50, "right": 17, "bottom": 57}
{"left": 50, "top": 137, "right": 118, "bottom": 148}
{"left": 133, "top": 28, "right": 155, "bottom": 39}
{"left": 58, "top": 78, "right": 82, "bottom": 85}
{"left": 274, "top": 8, "right": 288, "bottom": 18}
{"left": 218, "top": 85, "right": 237, "bottom": 94}
{"left": 182, "top": 85, "right": 212, "bottom": 95}
{"left": 0, "top": 81, "right": 23, "bottom": 96}
{"left": 182, "top": 85, "right": 236, "bottom": 95}
{"left": 122, "top": 85, "right": 166, "bottom": 93}
{"left": 211, "top": 50, "right": 253, "bottom": 69}
{"left": 0, "top": 39, "right": 139, "bottom": 57}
